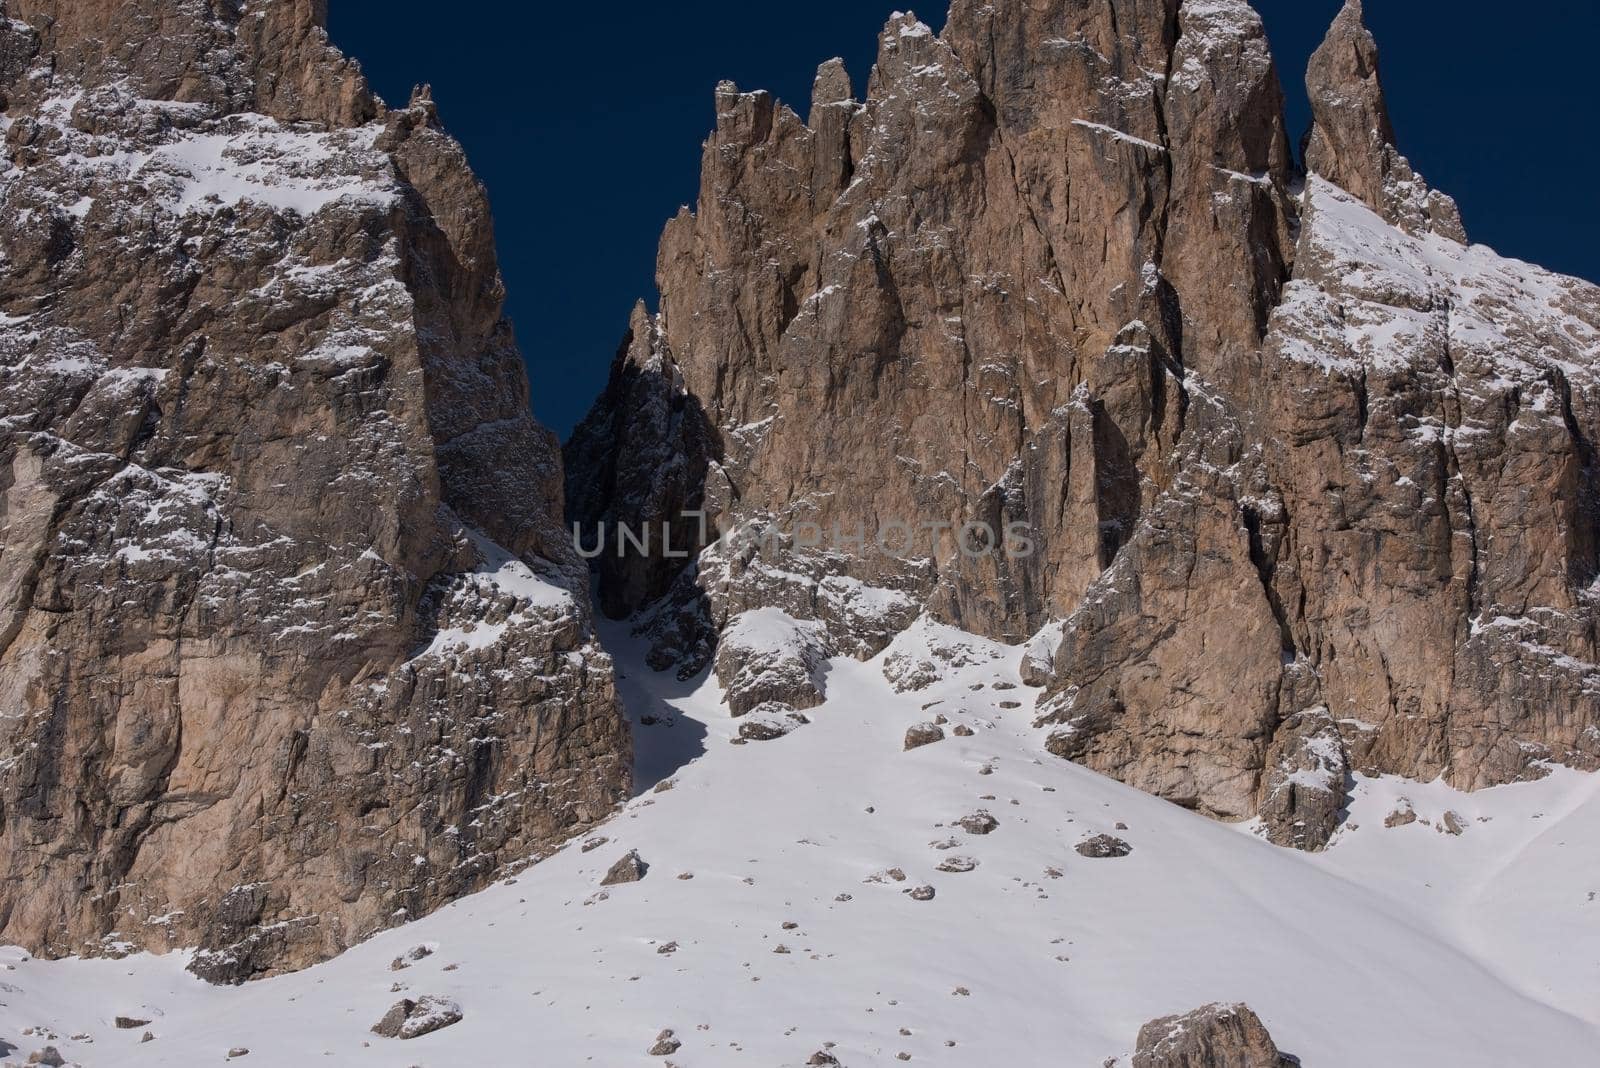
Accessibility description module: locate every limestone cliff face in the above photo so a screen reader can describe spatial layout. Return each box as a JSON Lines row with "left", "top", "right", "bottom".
{"left": 569, "top": 0, "right": 1600, "bottom": 848}
{"left": 0, "top": 0, "right": 628, "bottom": 979}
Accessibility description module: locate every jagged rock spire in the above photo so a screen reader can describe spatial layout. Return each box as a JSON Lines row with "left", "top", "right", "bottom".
{"left": 1303, "top": 0, "right": 1465, "bottom": 240}
{"left": 1303, "top": 0, "right": 1394, "bottom": 207}
{"left": 810, "top": 57, "right": 853, "bottom": 115}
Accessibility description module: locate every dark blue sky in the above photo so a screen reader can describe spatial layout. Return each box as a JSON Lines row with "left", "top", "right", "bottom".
{"left": 329, "top": 1, "right": 1598, "bottom": 438}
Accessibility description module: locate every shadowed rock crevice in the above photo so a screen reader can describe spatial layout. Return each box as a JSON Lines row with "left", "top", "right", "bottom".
{"left": 564, "top": 303, "right": 720, "bottom": 620}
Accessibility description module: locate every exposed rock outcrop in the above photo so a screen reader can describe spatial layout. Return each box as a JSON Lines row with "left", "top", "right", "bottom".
{"left": 1256, "top": 708, "right": 1348, "bottom": 851}
{"left": 1132, "top": 1002, "right": 1293, "bottom": 1067}
{"left": 567, "top": 1, "right": 1600, "bottom": 847}
{"left": 0, "top": 0, "right": 628, "bottom": 978}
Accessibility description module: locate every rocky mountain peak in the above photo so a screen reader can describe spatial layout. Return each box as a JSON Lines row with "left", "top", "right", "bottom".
{"left": 1304, "top": 0, "right": 1465, "bottom": 241}
{"left": 569, "top": 0, "right": 1600, "bottom": 853}
{"left": 810, "top": 56, "right": 853, "bottom": 114}
{"left": 1304, "top": 0, "right": 1395, "bottom": 195}
{"left": 4, "top": 0, "right": 375, "bottom": 127}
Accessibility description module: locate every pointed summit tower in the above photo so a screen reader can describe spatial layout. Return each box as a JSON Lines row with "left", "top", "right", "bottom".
{"left": 1304, "top": 0, "right": 1466, "bottom": 240}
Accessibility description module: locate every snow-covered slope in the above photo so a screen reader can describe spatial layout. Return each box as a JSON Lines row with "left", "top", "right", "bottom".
{"left": 0, "top": 622, "right": 1597, "bottom": 1065}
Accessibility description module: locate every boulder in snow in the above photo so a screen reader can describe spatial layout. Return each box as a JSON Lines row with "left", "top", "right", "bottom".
{"left": 1132, "top": 1002, "right": 1293, "bottom": 1067}
{"left": 738, "top": 702, "right": 810, "bottom": 741}
{"left": 371, "top": 996, "right": 464, "bottom": 1040}
{"left": 1384, "top": 798, "right": 1418, "bottom": 828}
{"left": 601, "top": 850, "right": 649, "bottom": 886}
{"left": 955, "top": 811, "right": 999, "bottom": 835}
{"left": 1075, "top": 834, "right": 1132, "bottom": 859}
{"left": 715, "top": 609, "right": 831, "bottom": 715}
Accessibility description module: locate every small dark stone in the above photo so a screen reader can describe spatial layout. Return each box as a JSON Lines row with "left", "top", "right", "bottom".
{"left": 955, "top": 811, "right": 999, "bottom": 835}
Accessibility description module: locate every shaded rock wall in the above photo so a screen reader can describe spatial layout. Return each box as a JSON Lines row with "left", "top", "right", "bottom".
{"left": 0, "top": 0, "right": 629, "bottom": 978}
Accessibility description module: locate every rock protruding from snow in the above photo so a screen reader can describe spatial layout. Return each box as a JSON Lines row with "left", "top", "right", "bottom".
{"left": 648, "top": 1029, "right": 682, "bottom": 1055}
{"left": 882, "top": 619, "right": 1008, "bottom": 693}
{"left": 903, "top": 723, "right": 946, "bottom": 751}
{"left": 601, "top": 851, "right": 650, "bottom": 887}
{"left": 1132, "top": 1002, "right": 1292, "bottom": 1067}
{"left": 738, "top": 704, "right": 811, "bottom": 742}
{"left": 1258, "top": 708, "right": 1349, "bottom": 851}
{"left": 1019, "top": 621, "right": 1065, "bottom": 688}
{"left": 955, "top": 811, "right": 999, "bottom": 836}
{"left": 1385, "top": 798, "right": 1418, "bottom": 828}
{"left": 715, "top": 609, "right": 831, "bottom": 715}
{"left": 370, "top": 996, "right": 464, "bottom": 1040}
{"left": 1075, "top": 834, "right": 1133, "bottom": 860}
